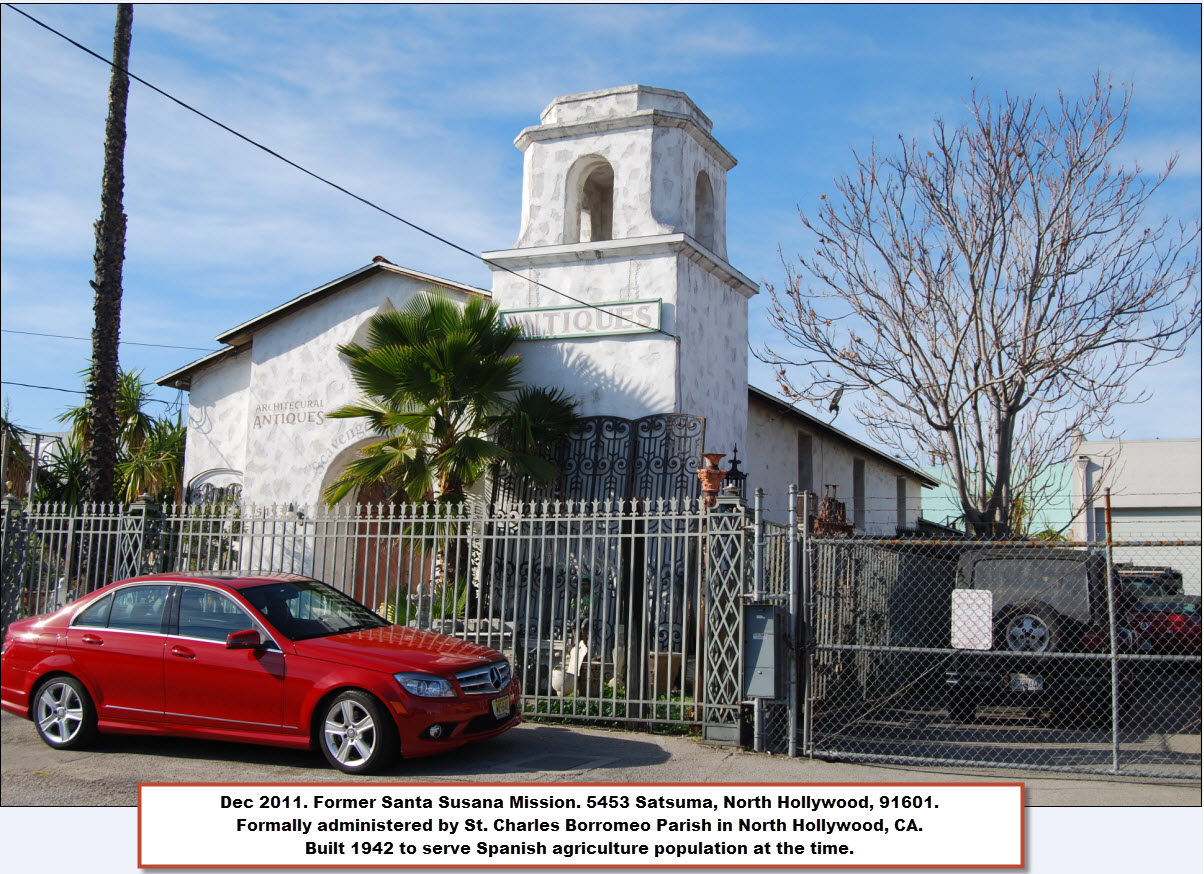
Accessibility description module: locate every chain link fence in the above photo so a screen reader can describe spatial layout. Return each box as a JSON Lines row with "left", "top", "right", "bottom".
{"left": 802, "top": 536, "right": 1201, "bottom": 779}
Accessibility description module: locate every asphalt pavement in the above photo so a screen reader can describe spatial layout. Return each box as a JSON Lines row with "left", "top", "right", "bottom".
{"left": 2, "top": 709, "right": 1198, "bottom": 807}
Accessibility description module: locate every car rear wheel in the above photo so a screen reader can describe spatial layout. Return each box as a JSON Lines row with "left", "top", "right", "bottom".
{"left": 33, "top": 676, "right": 97, "bottom": 750}
{"left": 318, "top": 690, "right": 397, "bottom": 774}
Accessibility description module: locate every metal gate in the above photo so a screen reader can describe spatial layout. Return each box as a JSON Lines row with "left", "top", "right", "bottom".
{"left": 744, "top": 490, "right": 1201, "bottom": 782}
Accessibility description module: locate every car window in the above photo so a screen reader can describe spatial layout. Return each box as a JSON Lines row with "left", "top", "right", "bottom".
{"left": 177, "top": 586, "right": 262, "bottom": 643}
{"left": 72, "top": 593, "right": 113, "bottom": 628}
{"left": 973, "top": 559, "right": 1091, "bottom": 623}
{"left": 106, "top": 585, "right": 171, "bottom": 632}
{"left": 242, "top": 579, "right": 387, "bottom": 641}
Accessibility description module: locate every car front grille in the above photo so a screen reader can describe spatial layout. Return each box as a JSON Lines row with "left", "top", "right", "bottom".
{"left": 455, "top": 660, "right": 511, "bottom": 694}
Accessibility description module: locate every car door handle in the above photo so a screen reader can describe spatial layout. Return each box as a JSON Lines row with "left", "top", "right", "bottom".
{"left": 170, "top": 646, "right": 196, "bottom": 659}
{"left": 81, "top": 634, "right": 103, "bottom": 645}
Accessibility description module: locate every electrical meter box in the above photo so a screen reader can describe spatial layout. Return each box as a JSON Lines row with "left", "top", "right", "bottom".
{"left": 742, "top": 604, "right": 782, "bottom": 698}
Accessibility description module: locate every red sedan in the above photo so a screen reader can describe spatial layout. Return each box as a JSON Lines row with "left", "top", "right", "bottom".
{"left": 0, "top": 573, "right": 520, "bottom": 774}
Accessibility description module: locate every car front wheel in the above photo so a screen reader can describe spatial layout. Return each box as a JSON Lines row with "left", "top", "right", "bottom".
{"left": 33, "top": 676, "right": 98, "bottom": 750}
{"left": 318, "top": 690, "right": 398, "bottom": 774}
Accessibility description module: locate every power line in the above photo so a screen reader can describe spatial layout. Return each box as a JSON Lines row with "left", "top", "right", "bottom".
{"left": 3, "top": 4, "right": 677, "bottom": 341}
{"left": 1, "top": 328, "right": 218, "bottom": 352}
{"left": 1, "top": 380, "right": 176, "bottom": 406}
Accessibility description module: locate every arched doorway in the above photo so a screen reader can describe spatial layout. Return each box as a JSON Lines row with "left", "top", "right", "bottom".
{"left": 319, "top": 441, "right": 425, "bottom": 618}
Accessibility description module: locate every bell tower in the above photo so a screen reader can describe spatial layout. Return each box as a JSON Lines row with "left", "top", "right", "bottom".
{"left": 485, "top": 85, "right": 756, "bottom": 457}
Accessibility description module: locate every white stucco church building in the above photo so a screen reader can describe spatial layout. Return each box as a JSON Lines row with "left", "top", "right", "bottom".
{"left": 159, "top": 85, "right": 935, "bottom": 532}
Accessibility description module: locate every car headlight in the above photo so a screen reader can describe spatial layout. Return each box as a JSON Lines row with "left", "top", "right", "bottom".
{"left": 394, "top": 672, "right": 456, "bottom": 698}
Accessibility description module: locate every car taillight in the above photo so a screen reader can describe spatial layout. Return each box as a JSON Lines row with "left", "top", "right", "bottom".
{"left": 1166, "top": 613, "right": 1188, "bottom": 630}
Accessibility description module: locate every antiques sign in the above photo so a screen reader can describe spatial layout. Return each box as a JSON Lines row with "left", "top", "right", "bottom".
{"left": 253, "top": 398, "right": 325, "bottom": 429}
{"left": 501, "top": 298, "right": 661, "bottom": 340}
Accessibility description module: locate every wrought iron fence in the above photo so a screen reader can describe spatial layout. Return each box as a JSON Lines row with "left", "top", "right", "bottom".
{"left": 0, "top": 494, "right": 747, "bottom": 736}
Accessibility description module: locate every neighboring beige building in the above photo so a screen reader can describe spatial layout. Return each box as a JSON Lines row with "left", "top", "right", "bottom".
{"left": 1072, "top": 437, "right": 1202, "bottom": 594}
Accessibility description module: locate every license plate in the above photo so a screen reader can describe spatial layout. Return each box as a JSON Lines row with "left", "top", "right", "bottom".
{"left": 490, "top": 695, "right": 511, "bottom": 720}
{"left": 1008, "top": 673, "right": 1043, "bottom": 692}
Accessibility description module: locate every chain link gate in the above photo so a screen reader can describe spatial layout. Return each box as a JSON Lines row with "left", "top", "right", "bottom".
{"left": 799, "top": 530, "right": 1201, "bottom": 779}
{"left": 741, "top": 491, "right": 1199, "bottom": 783}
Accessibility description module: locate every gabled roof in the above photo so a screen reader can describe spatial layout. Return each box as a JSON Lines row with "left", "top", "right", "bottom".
{"left": 748, "top": 385, "right": 939, "bottom": 488}
{"left": 156, "top": 261, "right": 489, "bottom": 391}
{"left": 217, "top": 261, "right": 488, "bottom": 347}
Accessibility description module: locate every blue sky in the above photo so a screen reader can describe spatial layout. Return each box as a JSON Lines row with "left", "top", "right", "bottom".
{"left": 2, "top": 4, "right": 1200, "bottom": 447}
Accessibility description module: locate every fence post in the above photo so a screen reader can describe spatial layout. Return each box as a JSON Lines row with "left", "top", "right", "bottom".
{"left": 799, "top": 489, "right": 813, "bottom": 757}
{"left": 1103, "top": 488, "right": 1120, "bottom": 774}
{"left": 1, "top": 490, "right": 28, "bottom": 633}
{"left": 118, "top": 494, "right": 164, "bottom": 580}
{"left": 751, "top": 488, "right": 766, "bottom": 752}
{"left": 702, "top": 490, "right": 747, "bottom": 746}
{"left": 787, "top": 483, "right": 798, "bottom": 758}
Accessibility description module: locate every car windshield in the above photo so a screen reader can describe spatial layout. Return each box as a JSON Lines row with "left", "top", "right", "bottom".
{"left": 241, "top": 579, "right": 390, "bottom": 641}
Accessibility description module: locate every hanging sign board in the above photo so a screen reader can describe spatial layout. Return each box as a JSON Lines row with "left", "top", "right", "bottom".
{"left": 501, "top": 298, "right": 661, "bottom": 339}
{"left": 951, "top": 589, "right": 994, "bottom": 650}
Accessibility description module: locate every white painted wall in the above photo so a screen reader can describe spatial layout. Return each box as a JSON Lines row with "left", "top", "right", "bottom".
{"left": 182, "top": 271, "right": 477, "bottom": 509}
{"left": 182, "top": 348, "right": 251, "bottom": 495}
{"left": 514, "top": 85, "right": 734, "bottom": 255}
{"left": 745, "top": 392, "right": 924, "bottom": 531}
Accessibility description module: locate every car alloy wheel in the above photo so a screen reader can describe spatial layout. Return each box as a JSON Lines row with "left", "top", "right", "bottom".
{"left": 318, "top": 690, "right": 397, "bottom": 774}
{"left": 34, "top": 677, "right": 97, "bottom": 750}
{"left": 1002, "top": 611, "right": 1056, "bottom": 653}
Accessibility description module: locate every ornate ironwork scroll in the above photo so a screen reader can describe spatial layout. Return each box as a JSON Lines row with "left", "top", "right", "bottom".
{"left": 561, "top": 416, "right": 635, "bottom": 503}
{"left": 491, "top": 413, "right": 704, "bottom": 507}
{"left": 632, "top": 414, "right": 705, "bottom": 503}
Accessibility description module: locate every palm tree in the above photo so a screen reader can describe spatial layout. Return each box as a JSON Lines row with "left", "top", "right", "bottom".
{"left": 85, "top": 3, "right": 134, "bottom": 504}
{"left": 60, "top": 367, "right": 155, "bottom": 453}
{"left": 37, "top": 440, "right": 88, "bottom": 507}
{"left": 117, "top": 416, "right": 185, "bottom": 503}
{"left": 324, "top": 291, "right": 578, "bottom": 506}
{"left": 54, "top": 369, "right": 183, "bottom": 505}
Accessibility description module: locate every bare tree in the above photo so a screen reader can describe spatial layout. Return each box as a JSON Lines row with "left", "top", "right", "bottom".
{"left": 84, "top": 3, "right": 133, "bottom": 504}
{"left": 760, "top": 74, "right": 1200, "bottom": 537}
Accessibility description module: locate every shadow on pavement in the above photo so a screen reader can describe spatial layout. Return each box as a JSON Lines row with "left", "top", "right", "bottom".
{"left": 68, "top": 722, "right": 674, "bottom": 780}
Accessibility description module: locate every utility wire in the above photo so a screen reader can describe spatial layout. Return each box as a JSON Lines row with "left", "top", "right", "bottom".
{"left": 1, "top": 380, "right": 177, "bottom": 406}
{"left": 4, "top": 4, "right": 677, "bottom": 340}
{"left": 2, "top": 328, "right": 219, "bottom": 352}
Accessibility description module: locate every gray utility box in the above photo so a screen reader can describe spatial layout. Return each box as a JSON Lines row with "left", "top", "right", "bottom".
{"left": 743, "top": 603, "right": 783, "bottom": 699}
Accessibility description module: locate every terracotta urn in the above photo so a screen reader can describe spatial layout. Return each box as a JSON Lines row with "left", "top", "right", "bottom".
{"left": 697, "top": 453, "right": 728, "bottom": 508}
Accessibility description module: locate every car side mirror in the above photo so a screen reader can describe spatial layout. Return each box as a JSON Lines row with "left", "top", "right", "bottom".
{"left": 226, "top": 629, "right": 264, "bottom": 650}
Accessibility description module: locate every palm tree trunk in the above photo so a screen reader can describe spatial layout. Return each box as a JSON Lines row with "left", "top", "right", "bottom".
{"left": 85, "top": 3, "right": 133, "bottom": 505}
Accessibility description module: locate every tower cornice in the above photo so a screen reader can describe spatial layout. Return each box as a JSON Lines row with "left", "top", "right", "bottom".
{"left": 483, "top": 233, "right": 758, "bottom": 299}
{"left": 515, "top": 110, "right": 737, "bottom": 171}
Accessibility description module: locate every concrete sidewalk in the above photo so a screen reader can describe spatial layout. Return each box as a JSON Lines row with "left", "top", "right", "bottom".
{"left": 2, "top": 709, "right": 1198, "bottom": 807}
{"left": 393, "top": 722, "right": 1201, "bottom": 808}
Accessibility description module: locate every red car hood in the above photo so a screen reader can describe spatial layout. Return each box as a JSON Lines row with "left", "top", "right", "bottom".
{"left": 291, "top": 626, "right": 504, "bottom": 676}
